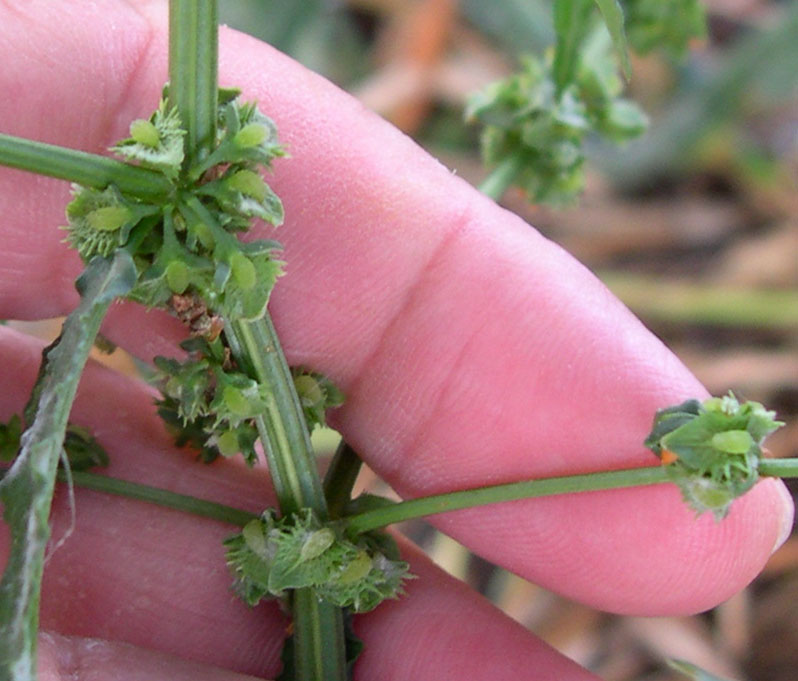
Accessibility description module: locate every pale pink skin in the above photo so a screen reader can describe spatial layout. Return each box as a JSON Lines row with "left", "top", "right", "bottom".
{"left": 0, "top": 2, "right": 792, "bottom": 680}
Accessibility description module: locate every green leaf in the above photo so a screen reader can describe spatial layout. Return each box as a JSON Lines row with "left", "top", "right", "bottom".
{"left": 593, "top": 0, "right": 631, "bottom": 79}
{"left": 553, "top": 0, "right": 594, "bottom": 93}
{"left": 0, "top": 251, "right": 136, "bottom": 681}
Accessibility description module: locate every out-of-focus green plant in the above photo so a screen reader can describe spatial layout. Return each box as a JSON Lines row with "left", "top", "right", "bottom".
{"left": 468, "top": 0, "right": 708, "bottom": 205}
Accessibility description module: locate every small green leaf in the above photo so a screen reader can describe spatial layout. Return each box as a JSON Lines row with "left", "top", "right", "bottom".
{"left": 592, "top": 0, "right": 631, "bottom": 79}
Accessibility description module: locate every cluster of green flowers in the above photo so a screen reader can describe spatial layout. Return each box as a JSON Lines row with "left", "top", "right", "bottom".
{"left": 65, "top": 89, "right": 285, "bottom": 322}
{"left": 225, "top": 509, "right": 411, "bottom": 613}
{"left": 645, "top": 394, "right": 783, "bottom": 519}
{"left": 155, "top": 337, "right": 344, "bottom": 466}
{"left": 467, "top": 37, "right": 647, "bottom": 205}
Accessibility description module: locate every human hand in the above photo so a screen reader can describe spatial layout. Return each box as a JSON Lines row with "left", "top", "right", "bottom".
{"left": 0, "top": 2, "right": 792, "bottom": 679}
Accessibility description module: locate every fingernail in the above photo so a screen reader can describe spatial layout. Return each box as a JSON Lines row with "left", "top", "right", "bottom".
{"left": 771, "top": 480, "right": 794, "bottom": 555}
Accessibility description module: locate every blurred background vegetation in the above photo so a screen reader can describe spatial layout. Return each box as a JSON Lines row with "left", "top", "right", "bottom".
{"left": 218, "top": 2, "right": 797, "bottom": 679}
{"left": 16, "top": 1, "right": 796, "bottom": 679}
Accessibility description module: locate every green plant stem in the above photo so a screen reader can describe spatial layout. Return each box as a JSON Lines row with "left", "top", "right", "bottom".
{"left": 344, "top": 465, "right": 671, "bottom": 536}
{"left": 169, "top": 0, "right": 218, "bottom": 166}
{"left": 323, "top": 440, "right": 363, "bottom": 519}
{"left": 0, "top": 252, "right": 136, "bottom": 681}
{"left": 0, "top": 133, "right": 171, "bottom": 199}
{"left": 478, "top": 153, "right": 525, "bottom": 200}
{"left": 224, "top": 317, "right": 327, "bottom": 517}
{"left": 291, "top": 589, "right": 348, "bottom": 681}
{"left": 66, "top": 469, "right": 257, "bottom": 526}
{"left": 225, "top": 316, "right": 346, "bottom": 681}
{"left": 166, "top": 2, "right": 345, "bottom": 673}
{"left": 3, "top": 457, "right": 796, "bottom": 537}
{"left": 760, "top": 459, "right": 798, "bottom": 478}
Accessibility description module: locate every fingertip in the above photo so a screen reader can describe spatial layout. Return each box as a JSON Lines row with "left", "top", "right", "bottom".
{"left": 767, "top": 477, "right": 795, "bottom": 556}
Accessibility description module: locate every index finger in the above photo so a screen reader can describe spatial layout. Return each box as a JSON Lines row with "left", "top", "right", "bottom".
{"left": 0, "top": 0, "right": 791, "bottom": 616}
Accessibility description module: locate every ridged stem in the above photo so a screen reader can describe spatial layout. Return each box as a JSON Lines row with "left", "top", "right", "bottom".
{"left": 168, "top": 0, "right": 219, "bottom": 166}
{"left": 0, "top": 133, "right": 171, "bottom": 199}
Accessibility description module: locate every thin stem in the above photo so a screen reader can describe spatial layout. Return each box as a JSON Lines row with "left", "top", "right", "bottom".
{"left": 2, "top": 454, "right": 795, "bottom": 539}
{"left": 63, "top": 469, "right": 256, "bottom": 526}
{"left": 760, "top": 459, "right": 798, "bottom": 478}
{"left": 478, "top": 153, "right": 525, "bottom": 201}
{"left": 292, "top": 590, "right": 347, "bottom": 681}
{"left": 225, "top": 315, "right": 346, "bottom": 681}
{"left": 323, "top": 441, "right": 363, "bottom": 519}
{"left": 225, "top": 317, "right": 327, "bottom": 517}
{"left": 0, "top": 252, "right": 136, "bottom": 681}
{"left": 344, "top": 465, "right": 671, "bottom": 536}
{"left": 0, "top": 133, "right": 171, "bottom": 199}
{"left": 169, "top": 0, "right": 218, "bottom": 166}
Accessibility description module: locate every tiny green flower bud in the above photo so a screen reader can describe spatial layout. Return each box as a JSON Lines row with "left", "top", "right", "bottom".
{"left": 165, "top": 260, "right": 190, "bottom": 294}
{"left": 233, "top": 123, "right": 268, "bottom": 149}
{"left": 86, "top": 205, "right": 131, "bottom": 232}
{"left": 294, "top": 374, "right": 323, "bottom": 406}
{"left": 711, "top": 430, "right": 754, "bottom": 454}
{"left": 129, "top": 119, "right": 161, "bottom": 148}
{"left": 336, "top": 550, "right": 372, "bottom": 585}
{"left": 226, "top": 169, "right": 268, "bottom": 202}
{"left": 223, "top": 385, "right": 251, "bottom": 416}
{"left": 242, "top": 519, "right": 269, "bottom": 557}
{"left": 192, "top": 221, "right": 215, "bottom": 250}
{"left": 299, "top": 528, "right": 335, "bottom": 562}
{"left": 230, "top": 252, "right": 257, "bottom": 291}
{"left": 216, "top": 430, "right": 240, "bottom": 457}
